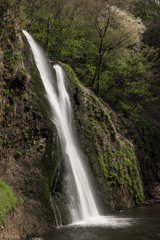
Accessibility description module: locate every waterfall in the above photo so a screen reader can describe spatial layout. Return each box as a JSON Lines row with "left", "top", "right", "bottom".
{"left": 23, "top": 30, "right": 99, "bottom": 223}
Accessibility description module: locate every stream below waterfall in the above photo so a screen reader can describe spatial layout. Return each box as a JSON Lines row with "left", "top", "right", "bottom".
{"left": 26, "top": 204, "right": 160, "bottom": 240}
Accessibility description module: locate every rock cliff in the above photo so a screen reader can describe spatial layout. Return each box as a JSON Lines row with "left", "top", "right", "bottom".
{"left": 0, "top": 32, "right": 60, "bottom": 238}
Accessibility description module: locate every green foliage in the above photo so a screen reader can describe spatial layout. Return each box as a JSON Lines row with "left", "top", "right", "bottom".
{"left": 15, "top": 151, "right": 22, "bottom": 156}
{"left": 130, "top": 0, "right": 160, "bottom": 21}
{"left": 12, "top": 96, "right": 19, "bottom": 102}
{"left": 0, "top": 0, "right": 40, "bottom": 43}
{"left": 0, "top": 179, "right": 21, "bottom": 224}
{"left": 98, "top": 48, "right": 157, "bottom": 111}
{"left": 130, "top": 0, "right": 160, "bottom": 49}
{"left": 2, "top": 89, "right": 9, "bottom": 96}
{"left": 96, "top": 130, "right": 144, "bottom": 203}
{"left": 22, "top": 129, "right": 29, "bottom": 140}
{"left": 86, "top": 96, "right": 145, "bottom": 204}
{"left": 64, "top": 64, "right": 81, "bottom": 84}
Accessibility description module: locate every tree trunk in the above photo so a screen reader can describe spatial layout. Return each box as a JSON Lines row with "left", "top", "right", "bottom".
{"left": 94, "top": 38, "right": 103, "bottom": 94}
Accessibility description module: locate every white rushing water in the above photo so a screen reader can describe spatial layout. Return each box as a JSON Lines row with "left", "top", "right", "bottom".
{"left": 23, "top": 30, "right": 99, "bottom": 223}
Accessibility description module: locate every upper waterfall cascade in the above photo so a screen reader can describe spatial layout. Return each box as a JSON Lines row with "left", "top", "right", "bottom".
{"left": 22, "top": 30, "right": 99, "bottom": 223}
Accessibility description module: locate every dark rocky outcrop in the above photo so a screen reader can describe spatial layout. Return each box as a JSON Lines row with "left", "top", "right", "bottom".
{"left": 0, "top": 32, "right": 61, "bottom": 238}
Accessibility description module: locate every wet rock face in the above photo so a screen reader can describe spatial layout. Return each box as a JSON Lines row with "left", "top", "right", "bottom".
{"left": 0, "top": 33, "right": 60, "bottom": 238}
{"left": 149, "top": 182, "right": 160, "bottom": 203}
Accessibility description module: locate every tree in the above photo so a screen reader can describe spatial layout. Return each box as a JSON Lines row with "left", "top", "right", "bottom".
{"left": 0, "top": 0, "right": 40, "bottom": 42}
{"left": 82, "top": 0, "right": 146, "bottom": 93}
{"left": 129, "top": 0, "right": 160, "bottom": 48}
{"left": 129, "top": 0, "right": 160, "bottom": 21}
{"left": 26, "top": 0, "right": 84, "bottom": 58}
{"left": 98, "top": 47, "right": 159, "bottom": 112}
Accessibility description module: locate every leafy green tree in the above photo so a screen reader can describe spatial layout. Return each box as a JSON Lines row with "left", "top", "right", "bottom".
{"left": 99, "top": 47, "right": 158, "bottom": 111}
{"left": 129, "top": 0, "right": 160, "bottom": 21}
{"left": 0, "top": 0, "right": 40, "bottom": 42}
{"left": 26, "top": 0, "right": 84, "bottom": 58}
{"left": 82, "top": 0, "right": 145, "bottom": 93}
{"left": 129, "top": 0, "right": 160, "bottom": 48}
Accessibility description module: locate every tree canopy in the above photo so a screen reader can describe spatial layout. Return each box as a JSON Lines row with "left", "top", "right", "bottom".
{"left": 0, "top": 0, "right": 159, "bottom": 115}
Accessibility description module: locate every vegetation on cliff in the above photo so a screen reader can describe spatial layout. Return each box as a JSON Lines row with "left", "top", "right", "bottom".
{"left": 0, "top": 179, "right": 22, "bottom": 224}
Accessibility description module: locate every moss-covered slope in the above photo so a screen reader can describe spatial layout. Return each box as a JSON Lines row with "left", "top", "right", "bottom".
{"left": 63, "top": 63, "right": 159, "bottom": 212}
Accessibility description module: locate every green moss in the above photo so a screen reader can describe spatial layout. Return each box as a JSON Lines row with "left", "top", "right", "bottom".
{"left": 2, "top": 89, "right": 9, "bottom": 96}
{"left": 105, "top": 128, "right": 110, "bottom": 134}
{"left": 22, "top": 129, "right": 29, "bottom": 139}
{"left": 0, "top": 179, "right": 22, "bottom": 224}
{"left": 95, "top": 129, "right": 145, "bottom": 204}
{"left": 64, "top": 64, "right": 81, "bottom": 84}
{"left": 15, "top": 151, "right": 22, "bottom": 156}
{"left": 117, "top": 177, "right": 124, "bottom": 185}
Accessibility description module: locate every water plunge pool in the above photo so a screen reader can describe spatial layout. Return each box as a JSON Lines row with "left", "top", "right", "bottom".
{"left": 27, "top": 204, "right": 160, "bottom": 240}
